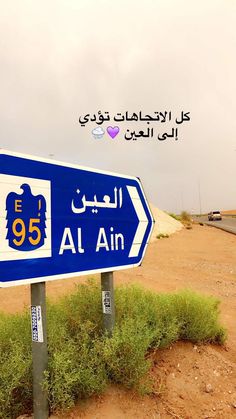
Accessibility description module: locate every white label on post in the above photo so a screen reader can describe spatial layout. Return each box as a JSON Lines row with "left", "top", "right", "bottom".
{"left": 31, "top": 305, "right": 44, "bottom": 342}
{"left": 102, "top": 291, "right": 112, "bottom": 314}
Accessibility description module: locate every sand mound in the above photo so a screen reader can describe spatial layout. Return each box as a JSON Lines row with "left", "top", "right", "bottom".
{"left": 150, "top": 205, "right": 183, "bottom": 241}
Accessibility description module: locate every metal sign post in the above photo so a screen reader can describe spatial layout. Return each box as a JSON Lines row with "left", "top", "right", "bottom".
{"left": 101, "top": 272, "right": 115, "bottom": 336}
{"left": 31, "top": 282, "right": 49, "bottom": 419}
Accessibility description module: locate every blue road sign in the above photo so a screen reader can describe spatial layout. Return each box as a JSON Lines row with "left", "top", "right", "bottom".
{"left": 0, "top": 150, "right": 154, "bottom": 287}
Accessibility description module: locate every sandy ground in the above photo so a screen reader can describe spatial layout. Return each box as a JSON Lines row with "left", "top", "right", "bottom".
{"left": 221, "top": 210, "right": 236, "bottom": 215}
{"left": 3, "top": 224, "right": 236, "bottom": 418}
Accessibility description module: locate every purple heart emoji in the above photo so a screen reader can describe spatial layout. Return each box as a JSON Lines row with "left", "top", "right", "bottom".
{"left": 107, "top": 126, "right": 119, "bottom": 139}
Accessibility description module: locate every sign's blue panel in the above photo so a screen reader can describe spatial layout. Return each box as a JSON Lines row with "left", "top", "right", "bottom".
{"left": 0, "top": 151, "right": 154, "bottom": 287}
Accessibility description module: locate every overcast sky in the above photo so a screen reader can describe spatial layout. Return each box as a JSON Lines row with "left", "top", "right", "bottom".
{"left": 0, "top": 0, "right": 235, "bottom": 213}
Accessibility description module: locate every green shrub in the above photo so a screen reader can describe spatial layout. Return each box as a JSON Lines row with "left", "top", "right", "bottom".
{"left": 115, "top": 285, "right": 180, "bottom": 349}
{"left": 180, "top": 211, "right": 192, "bottom": 223}
{"left": 46, "top": 297, "right": 106, "bottom": 411}
{"left": 171, "top": 290, "right": 226, "bottom": 344}
{"left": 0, "top": 282, "right": 227, "bottom": 417}
{"left": 168, "top": 212, "right": 181, "bottom": 221}
{"left": 103, "top": 318, "right": 153, "bottom": 388}
{"left": 156, "top": 233, "right": 169, "bottom": 239}
{"left": 46, "top": 335, "right": 106, "bottom": 411}
{"left": 0, "top": 312, "right": 32, "bottom": 419}
{"left": 61, "top": 280, "right": 103, "bottom": 336}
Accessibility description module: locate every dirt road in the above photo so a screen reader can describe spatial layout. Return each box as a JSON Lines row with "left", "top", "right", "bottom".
{"left": 2, "top": 224, "right": 236, "bottom": 418}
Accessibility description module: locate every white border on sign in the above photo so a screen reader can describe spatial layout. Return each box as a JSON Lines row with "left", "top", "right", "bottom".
{"left": 0, "top": 149, "right": 155, "bottom": 287}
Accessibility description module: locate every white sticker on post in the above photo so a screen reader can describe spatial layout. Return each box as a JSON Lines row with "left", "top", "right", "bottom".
{"left": 31, "top": 305, "right": 44, "bottom": 342}
{"left": 102, "top": 291, "right": 112, "bottom": 314}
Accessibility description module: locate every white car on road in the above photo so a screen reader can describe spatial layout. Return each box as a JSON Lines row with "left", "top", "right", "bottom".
{"left": 208, "top": 211, "right": 222, "bottom": 221}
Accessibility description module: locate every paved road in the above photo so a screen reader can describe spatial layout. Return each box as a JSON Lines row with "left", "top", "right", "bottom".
{"left": 196, "top": 216, "right": 236, "bottom": 235}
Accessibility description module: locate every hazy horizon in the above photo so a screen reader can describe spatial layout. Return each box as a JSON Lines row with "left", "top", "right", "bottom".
{"left": 0, "top": 0, "right": 235, "bottom": 213}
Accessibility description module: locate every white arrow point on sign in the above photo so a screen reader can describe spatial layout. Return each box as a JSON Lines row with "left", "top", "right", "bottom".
{"left": 127, "top": 185, "right": 149, "bottom": 258}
